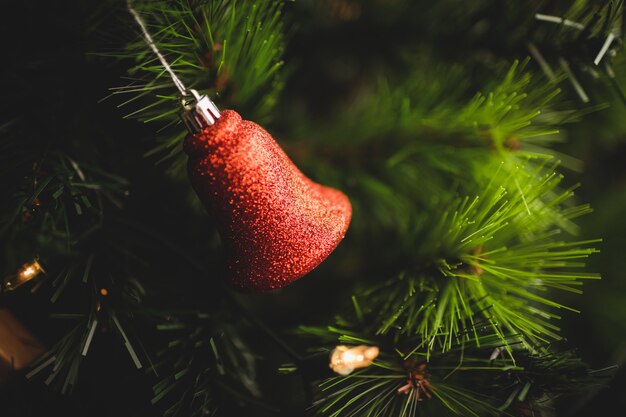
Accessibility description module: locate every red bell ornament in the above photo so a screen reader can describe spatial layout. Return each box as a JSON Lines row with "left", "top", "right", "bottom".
{"left": 125, "top": 8, "right": 350, "bottom": 292}
{"left": 183, "top": 106, "right": 351, "bottom": 293}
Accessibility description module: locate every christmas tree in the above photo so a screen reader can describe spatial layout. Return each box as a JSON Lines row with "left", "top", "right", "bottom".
{"left": 1, "top": 1, "right": 624, "bottom": 416}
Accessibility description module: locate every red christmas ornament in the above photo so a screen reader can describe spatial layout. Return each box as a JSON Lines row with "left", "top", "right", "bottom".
{"left": 184, "top": 110, "right": 351, "bottom": 292}
{"left": 126, "top": 5, "right": 350, "bottom": 292}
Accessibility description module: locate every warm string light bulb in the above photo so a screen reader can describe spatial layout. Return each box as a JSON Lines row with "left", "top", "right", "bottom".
{"left": 329, "top": 345, "right": 380, "bottom": 376}
{"left": 3, "top": 260, "right": 45, "bottom": 291}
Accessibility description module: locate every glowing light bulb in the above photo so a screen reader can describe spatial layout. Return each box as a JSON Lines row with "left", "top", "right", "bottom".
{"left": 3, "top": 260, "right": 45, "bottom": 291}
{"left": 329, "top": 345, "right": 380, "bottom": 376}
{"left": 22, "top": 266, "right": 36, "bottom": 277}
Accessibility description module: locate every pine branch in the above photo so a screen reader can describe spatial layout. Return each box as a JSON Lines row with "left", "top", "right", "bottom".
{"left": 353, "top": 161, "right": 599, "bottom": 353}
{"left": 149, "top": 309, "right": 270, "bottom": 417}
{"left": 0, "top": 148, "right": 129, "bottom": 277}
{"left": 104, "top": 0, "right": 287, "bottom": 174}
{"left": 531, "top": 1, "right": 625, "bottom": 104}
{"left": 305, "top": 333, "right": 603, "bottom": 417}
{"left": 289, "top": 59, "right": 596, "bottom": 250}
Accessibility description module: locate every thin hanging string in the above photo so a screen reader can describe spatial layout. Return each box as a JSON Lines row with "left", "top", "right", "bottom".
{"left": 127, "top": 0, "right": 188, "bottom": 96}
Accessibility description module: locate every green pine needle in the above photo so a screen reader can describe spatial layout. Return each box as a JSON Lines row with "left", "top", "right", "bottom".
{"left": 149, "top": 311, "right": 265, "bottom": 417}
{"left": 358, "top": 161, "right": 599, "bottom": 354}
{"left": 310, "top": 338, "right": 597, "bottom": 417}
{"left": 107, "top": 0, "right": 286, "bottom": 171}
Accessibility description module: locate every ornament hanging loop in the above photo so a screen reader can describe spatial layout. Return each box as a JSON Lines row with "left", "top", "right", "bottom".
{"left": 127, "top": 0, "right": 220, "bottom": 134}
